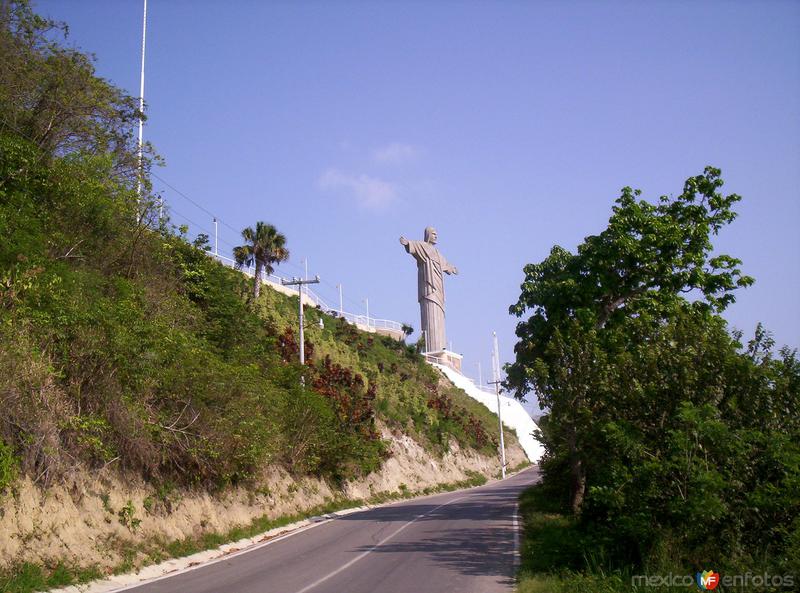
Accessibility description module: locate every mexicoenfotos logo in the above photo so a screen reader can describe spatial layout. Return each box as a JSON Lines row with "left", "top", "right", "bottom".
{"left": 632, "top": 571, "right": 794, "bottom": 588}
{"left": 696, "top": 570, "right": 720, "bottom": 590}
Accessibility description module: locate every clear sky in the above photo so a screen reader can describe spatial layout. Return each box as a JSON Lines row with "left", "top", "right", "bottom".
{"left": 36, "top": 0, "right": 799, "bottom": 412}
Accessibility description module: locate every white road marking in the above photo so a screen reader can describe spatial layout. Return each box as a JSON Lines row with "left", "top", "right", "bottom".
{"left": 292, "top": 496, "right": 468, "bottom": 593}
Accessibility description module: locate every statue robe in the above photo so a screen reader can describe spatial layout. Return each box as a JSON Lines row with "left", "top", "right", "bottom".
{"left": 403, "top": 240, "right": 457, "bottom": 352}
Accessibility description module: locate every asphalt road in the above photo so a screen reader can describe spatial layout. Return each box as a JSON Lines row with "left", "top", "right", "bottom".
{"left": 121, "top": 467, "right": 540, "bottom": 593}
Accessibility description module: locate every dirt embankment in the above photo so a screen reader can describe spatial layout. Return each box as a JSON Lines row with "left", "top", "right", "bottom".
{"left": 0, "top": 423, "right": 526, "bottom": 572}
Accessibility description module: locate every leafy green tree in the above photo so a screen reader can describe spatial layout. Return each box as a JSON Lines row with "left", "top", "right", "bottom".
{"left": 507, "top": 167, "right": 753, "bottom": 514}
{"left": 0, "top": 0, "right": 155, "bottom": 184}
{"left": 233, "top": 221, "right": 289, "bottom": 299}
{"left": 508, "top": 167, "right": 799, "bottom": 575}
{"left": 192, "top": 233, "right": 211, "bottom": 251}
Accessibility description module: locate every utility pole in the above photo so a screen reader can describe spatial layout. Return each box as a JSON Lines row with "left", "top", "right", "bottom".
{"left": 364, "top": 298, "right": 370, "bottom": 328}
{"left": 477, "top": 362, "right": 483, "bottom": 389}
{"left": 282, "top": 275, "right": 320, "bottom": 367}
{"left": 136, "top": 0, "right": 147, "bottom": 222}
{"left": 488, "top": 331, "right": 507, "bottom": 479}
{"left": 337, "top": 284, "right": 343, "bottom": 316}
{"left": 213, "top": 217, "right": 218, "bottom": 256}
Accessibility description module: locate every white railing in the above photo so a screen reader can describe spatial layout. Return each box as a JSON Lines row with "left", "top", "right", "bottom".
{"left": 305, "top": 286, "right": 405, "bottom": 333}
{"left": 208, "top": 252, "right": 405, "bottom": 334}
{"left": 211, "top": 252, "right": 287, "bottom": 286}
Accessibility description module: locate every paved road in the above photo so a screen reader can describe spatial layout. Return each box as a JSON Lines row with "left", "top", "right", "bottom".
{"left": 121, "top": 467, "right": 540, "bottom": 593}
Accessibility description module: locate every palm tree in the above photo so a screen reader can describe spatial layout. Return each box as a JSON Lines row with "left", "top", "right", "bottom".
{"left": 233, "top": 221, "right": 289, "bottom": 299}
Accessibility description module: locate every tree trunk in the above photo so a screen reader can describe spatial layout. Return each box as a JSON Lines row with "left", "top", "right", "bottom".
{"left": 567, "top": 427, "right": 586, "bottom": 515}
{"left": 253, "top": 261, "right": 262, "bottom": 299}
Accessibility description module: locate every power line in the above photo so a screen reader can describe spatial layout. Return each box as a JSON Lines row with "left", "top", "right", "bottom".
{"left": 0, "top": 114, "right": 234, "bottom": 254}
{"left": 150, "top": 171, "right": 241, "bottom": 236}
{"left": 166, "top": 208, "right": 221, "bottom": 242}
{"left": 0, "top": 116, "right": 380, "bottom": 316}
{"left": 149, "top": 172, "right": 310, "bottom": 277}
{"left": 2, "top": 114, "right": 276, "bottom": 261}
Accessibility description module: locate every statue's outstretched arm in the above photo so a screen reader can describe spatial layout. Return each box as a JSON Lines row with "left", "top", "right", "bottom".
{"left": 444, "top": 260, "right": 458, "bottom": 275}
{"left": 399, "top": 236, "right": 409, "bottom": 247}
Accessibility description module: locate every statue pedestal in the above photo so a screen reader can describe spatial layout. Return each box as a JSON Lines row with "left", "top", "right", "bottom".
{"left": 424, "top": 349, "right": 462, "bottom": 373}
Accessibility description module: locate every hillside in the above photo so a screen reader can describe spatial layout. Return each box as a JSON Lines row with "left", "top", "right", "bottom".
{"left": 0, "top": 132, "right": 527, "bottom": 583}
{"left": 0, "top": 5, "right": 527, "bottom": 589}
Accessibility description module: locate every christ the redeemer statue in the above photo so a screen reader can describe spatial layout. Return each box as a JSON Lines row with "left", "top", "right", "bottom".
{"left": 399, "top": 227, "right": 458, "bottom": 353}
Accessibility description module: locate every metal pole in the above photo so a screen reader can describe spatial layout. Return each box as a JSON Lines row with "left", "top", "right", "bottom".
{"left": 338, "top": 284, "right": 343, "bottom": 316}
{"left": 490, "top": 331, "right": 507, "bottom": 479}
{"left": 213, "top": 217, "right": 218, "bottom": 256}
{"left": 136, "top": 0, "right": 147, "bottom": 222}
{"left": 365, "top": 298, "right": 369, "bottom": 328}
{"left": 478, "top": 362, "right": 482, "bottom": 388}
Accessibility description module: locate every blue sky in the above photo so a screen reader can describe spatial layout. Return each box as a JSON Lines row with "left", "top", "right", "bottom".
{"left": 36, "top": 1, "right": 799, "bottom": 412}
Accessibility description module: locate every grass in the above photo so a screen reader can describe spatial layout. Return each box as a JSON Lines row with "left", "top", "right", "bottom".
{"left": 0, "top": 562, "right": 103, "bottom": 593}
{"left": 518, "top": 572, "right": 633, "bottom": 593}
{"left": 0, "top": 472, "right": 488, "bottom": 593}
{"left": 516, "top": 485, "right": 662, "bottom": 593}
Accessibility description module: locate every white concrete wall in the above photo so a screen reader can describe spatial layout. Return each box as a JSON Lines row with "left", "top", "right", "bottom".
{"left": 432, "top": 363, "right": 545, "bottom": 463}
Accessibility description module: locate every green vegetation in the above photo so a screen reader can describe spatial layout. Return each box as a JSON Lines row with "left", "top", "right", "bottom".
{"left": 509, "top": 170, "right": 799, "bottom": 589}
{"left": 0, "top": 562, "right": 103, "bottom": 593}
{"left": 0, "top": 437, "right": 17, "bottom": 492}
{"left": 0, "top": 0, "right": 511, "bottom": 493}
{"left": 518, "top": 484, "right": 623, "bottom": 593}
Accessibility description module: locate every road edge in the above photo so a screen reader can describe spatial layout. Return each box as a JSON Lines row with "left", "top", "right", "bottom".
{"left": 47, "top": 466, "right": 537, "bottom": 593}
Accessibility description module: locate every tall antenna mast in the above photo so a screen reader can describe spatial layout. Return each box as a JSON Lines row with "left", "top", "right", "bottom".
{"left": 136, "top": 0, "right": 148, "bottom": 220}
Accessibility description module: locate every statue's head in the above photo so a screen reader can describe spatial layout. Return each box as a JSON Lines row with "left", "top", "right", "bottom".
{"left": 424, "top": 227, "right": 438, "bottom": 244}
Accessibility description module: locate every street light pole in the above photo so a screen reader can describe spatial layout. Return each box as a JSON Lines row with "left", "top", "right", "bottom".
{"left": 281, "top": 275, "right": 321, "bottom": 367}
{"left": 337, "top": 283, "right": 343, "bottom": 316}
{"left": 488, "top": 331, "right": 507, "bottom": 479}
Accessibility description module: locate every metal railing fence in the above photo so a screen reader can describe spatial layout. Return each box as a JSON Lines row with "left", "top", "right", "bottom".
{"left": 208, "top": 252, "right": 404, "bottom": 334}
